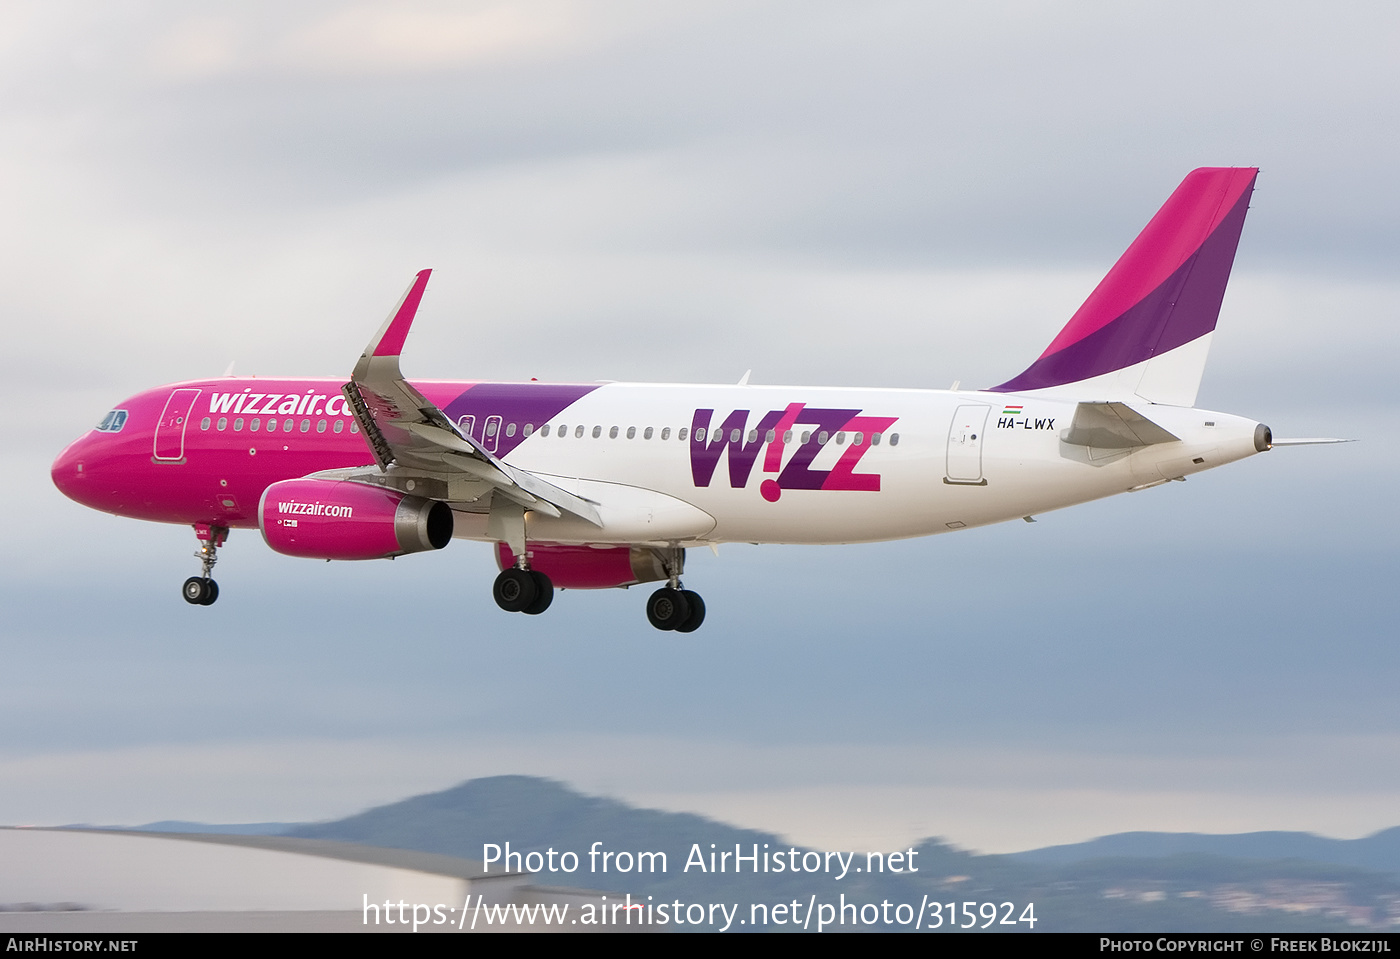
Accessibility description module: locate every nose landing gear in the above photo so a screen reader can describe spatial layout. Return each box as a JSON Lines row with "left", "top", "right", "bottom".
{"left": 182, "top": 524, "right": 227, "bottom": 606}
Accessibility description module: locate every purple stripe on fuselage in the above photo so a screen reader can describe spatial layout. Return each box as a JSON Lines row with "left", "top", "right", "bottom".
{"left": 991, "top": 178, "right": 1253, "bottom": 393}
{"left": 441, "top": 382, "right": 599, "bottom": 458}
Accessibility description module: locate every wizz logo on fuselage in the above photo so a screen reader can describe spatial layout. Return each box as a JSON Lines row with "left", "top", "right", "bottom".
{"left": 690, "top": 403, "right": 897, "bottom": 502}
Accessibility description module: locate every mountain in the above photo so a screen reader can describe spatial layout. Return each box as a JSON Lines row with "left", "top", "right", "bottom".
{"left": 107, "top": 775, "right": 1400, "bottom": 931}
{"left": 1012, "top": 829, "right": 1400, "bottom": 876}
{"left": 286, "top": 774, "right": 775, "bottom": 864}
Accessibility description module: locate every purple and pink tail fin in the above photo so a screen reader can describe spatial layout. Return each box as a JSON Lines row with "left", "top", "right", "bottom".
{"left": 991, "top": 167, "right": 1258, "bottom": 407}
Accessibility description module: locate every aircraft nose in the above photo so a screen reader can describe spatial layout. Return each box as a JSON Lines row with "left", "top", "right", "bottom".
{"left": 51, "top": 437, "right": 91, "bottom": 503}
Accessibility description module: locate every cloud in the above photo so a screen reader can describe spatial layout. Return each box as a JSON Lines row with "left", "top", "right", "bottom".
{"left": 4, "top": 0, "right": 1398, "bottom": 853}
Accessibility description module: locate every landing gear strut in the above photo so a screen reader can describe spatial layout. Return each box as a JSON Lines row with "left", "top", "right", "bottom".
{"left": 647, "top": 548, "right": 705, "bottom": 632}
{"left": 182, "top": 524, "right": 226, "bottom": 606}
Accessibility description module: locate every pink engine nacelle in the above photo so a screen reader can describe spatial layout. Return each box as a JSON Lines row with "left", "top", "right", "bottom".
{"left": 259, "top": 478, "right": 453, "bottom": 560}
{"left": 496, "top": 543, "right": 671, "bottom": 589}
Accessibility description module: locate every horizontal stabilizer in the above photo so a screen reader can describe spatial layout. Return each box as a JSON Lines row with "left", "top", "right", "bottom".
{"left": 1062, "top": 402, "right": 1179, "bottom": 449}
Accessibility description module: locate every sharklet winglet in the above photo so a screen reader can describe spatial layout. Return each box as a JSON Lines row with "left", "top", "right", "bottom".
{"left": 355, "top": 269, "right": 431, "bottom": 377}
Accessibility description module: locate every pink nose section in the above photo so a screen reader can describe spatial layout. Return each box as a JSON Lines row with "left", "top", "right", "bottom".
{"left": 51, "top": 440, "right": 88, "bottom": 502}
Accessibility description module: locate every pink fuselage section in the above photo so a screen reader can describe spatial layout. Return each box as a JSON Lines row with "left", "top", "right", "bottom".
{"left": 51, "top": 378, "right": 481, "bottom": 530}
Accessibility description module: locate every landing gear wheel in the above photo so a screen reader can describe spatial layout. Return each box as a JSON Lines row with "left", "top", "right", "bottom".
{"left": 523, "top": 571, "right": 554, "bottom": 615}
{"left": 184, "top": 525, "right": 227, "bottom": 606}
{"left": 182, "top": 577, "right": 218, "bottom": 606}
{"left": 646, "top": 587, "right": 692, "bottom": 631}
{"left": 493, "top": 568, "right": 538, "bottom": 613}
{"left": 673, "top": 590, "right": 705, "bottom": 632}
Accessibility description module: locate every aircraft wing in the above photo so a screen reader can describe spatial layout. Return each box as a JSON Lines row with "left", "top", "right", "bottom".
{"left": 341, "top": 270, "right": 602, "bottom": 526}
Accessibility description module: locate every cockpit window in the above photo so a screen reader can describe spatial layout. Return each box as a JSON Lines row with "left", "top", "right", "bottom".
{"left": 95, "top": 410, "right": 129, "bottom": 433}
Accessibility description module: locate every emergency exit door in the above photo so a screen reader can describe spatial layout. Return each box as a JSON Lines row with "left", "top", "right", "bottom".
{"left": 946, "top": 405, "right": 990, "bottom": 484}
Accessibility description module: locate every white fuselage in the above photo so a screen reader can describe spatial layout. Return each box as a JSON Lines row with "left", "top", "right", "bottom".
{"left": 448, "top": 383, "right": 1263, "bottom": 548}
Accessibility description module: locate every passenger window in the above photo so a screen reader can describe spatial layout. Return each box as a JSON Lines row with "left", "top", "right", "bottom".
{"left": 333, "top": 420, "right": 343, "bottom": 434}
{"left": 609, "top": 426, "right": 618, "bottom": 439}
{"left": 818, "top": 431, "right": 829, "bottom": 444}
{"left": 853, "top": 431, "right": 863, "bottom": 445}
{"left": 694, "top": 428, "right": 706, "bottom": 442}
{"left": 351, "top": 422, "right": 359, "bottom": 433}
{"left": 506, "top": 423, "right": 516, "bottom": 437}
{"left": 201, "top": 417, "right": 211, "bottom": 430}
{"left": 250, "top": 418, "right": 260, "bottom": 432}
{"left": 626, "top": 426, "right": 636, "bottom": 439}
{"left": 283, "top": 419, "right": 294, "bottom": 432}
{"left": 300, "top": 419, "right": 310, "bottom": 433}
{"left": 523, "top": 424, "right": 534, "bottom": 437}
{"left": 747, "top": 429, "right": 758, "bottom": 443}
{"left": 872, "top": 432, "right": 881, "bottom": 445}
{"left": 766, "top": 429, "right": 775, "bottom": 442}
{"left": 835, "top": 431, "right": 845, "bottom": 445}
{"left": 730, "top": 429, "right": 741, "bottom": 443}
{"left": 889, "top": 433, "right": 900, "bottom": 446}
{"left": 486, "top": 420, "right": 498, "bottom": 437}
{"left": 317, "top": 419, "right": 327, "bottom": 433}
{"left": 644, "top": 427, "right": 653, "bottom": 440}
{"left": 592, "top": 426, "right": 602, "bottom": 439}
{"left": 801, "top": 431, "right": 811, "bottom": 443}
{"left": 575, "top": 425, "right": 585, "bottom": 438}
{"left": 661, "top": 427, "right": 671, "bottom": 440}
{"left": 233, "top": 417, "right": 244, "bottom": 431}
{"left": 217, "top": 417, "right": 227, "bottom": 431}
{"left": 783, "top": 430, "right": 793, "bottom": 443}
{"left": 678, "top": 428, "right": 688, "bottom": 441}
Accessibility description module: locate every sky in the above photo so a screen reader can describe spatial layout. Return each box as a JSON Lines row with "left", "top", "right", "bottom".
{"left": 2, "top": 1, "right": 1398, "bottom": 855}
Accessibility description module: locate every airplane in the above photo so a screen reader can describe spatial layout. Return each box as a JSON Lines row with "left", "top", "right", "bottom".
{"left": 50, "top": 167, "right": 1344, "bottom": 632}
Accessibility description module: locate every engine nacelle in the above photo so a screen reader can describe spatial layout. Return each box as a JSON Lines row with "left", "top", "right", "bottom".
{"left": 496, "top": 543, "right": 673, "bottom": 589}
{"left": 259, "top": 478, "right": 452, "bottom": 560}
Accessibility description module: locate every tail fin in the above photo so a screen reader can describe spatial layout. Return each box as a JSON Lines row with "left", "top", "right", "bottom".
{"left": 991, "top": 167, "right": 1257, "bottom": 406}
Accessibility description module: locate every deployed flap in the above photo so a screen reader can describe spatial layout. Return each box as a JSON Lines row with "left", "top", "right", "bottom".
{"left": 343, "top": 271, "right": 603, "bottom": 527}
{"left": 1062, "top": 402, "right": 1180, "bottom": 449}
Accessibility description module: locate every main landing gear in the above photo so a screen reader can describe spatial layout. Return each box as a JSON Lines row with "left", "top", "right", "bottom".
{"left": 646, "top": 549, "right": 705, "bottom": 633}
{"left": 182, "top": 524, "right": 227, "bottom": 606}
{"left": 490, "top": 544, "right": 707, "bottom": 632}
{"left": 493, "top": 567, "right": 555, "bottom": 616}
{"left": 646, "top": 587, "right": 705, "bottom": 633}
